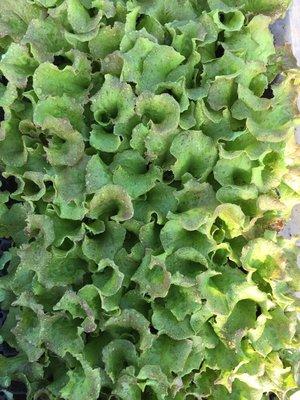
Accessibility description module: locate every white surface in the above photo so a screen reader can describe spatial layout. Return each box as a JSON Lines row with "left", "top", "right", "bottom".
{"left": 291, "top": 391, "right": 300, "bottom": 400}
{"left": 290, "top": 1, "right": 300, "bottom": 66}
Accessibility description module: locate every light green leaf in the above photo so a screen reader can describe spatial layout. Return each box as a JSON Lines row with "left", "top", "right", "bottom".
{"left": 85, "top": 154, "right": 112, "bottom": 194}
{"left": 60, "top": 355, "right": 101, "bottom": 400}
{"left": 140, "top": 335, "right": 192, "bottom": 376}
{"left": 89, "top": 22, "right": 124, "bottom": 59}
{"left": 33, "top": 62, "right": 90, "bottom": 100}
{"left": 170, "top": 130, "right": 217, "bottom": 181}
{"left": 43, "top": 313, "right": 84, "bottom": 357}
{"left": 22, "top": 17, "right": 70, "bottom": 62}
{"left": 91, "top": 74, "right": 135, "bottom": 126}
{"left": 102, "top": 339, "right": 138, "bottom": 382}
{"left": 67, "top": 0, "right": 102, "bottom": 34}
{"left": 152, "top": 304, "right": 194, "bottom": 340}
{"left": 136, "top": 92, "right": 180, "bottom": 134}
{"left": 104, "top": 309, "right": 153, "bottom": 350}
{"left": 92, "top": 258, "right": 124, "bottom": 297}
{"left": 132, "top": 251, "right": 171, "bottom": 300}
{"left": 33, "top": 95, "right": 87, "bottom": 137}
{"left": 112, "top": 150, "right": 162, "bottom": 199}
{"left": 87, "top": 184, "right": 134, "bottom": 222}
{"left": 82, "top": 221, "right": 126, "bottom": 263}
{"left": 42, "top": 117, "right": 85, "bottom": 167}
{"left": 0, "top": 43, "right": 38, "bottom": 88}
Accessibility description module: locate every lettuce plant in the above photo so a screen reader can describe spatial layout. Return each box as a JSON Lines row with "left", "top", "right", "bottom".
{"left": 0, "top": 0, "right": 299, "bottom": 399}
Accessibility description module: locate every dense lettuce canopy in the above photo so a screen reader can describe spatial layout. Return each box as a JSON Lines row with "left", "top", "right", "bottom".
{"left": 0, "top": 0, "right": 299, "bottom": 399}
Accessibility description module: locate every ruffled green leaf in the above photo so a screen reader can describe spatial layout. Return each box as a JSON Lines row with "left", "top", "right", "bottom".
{"left": 250, "top": 308, "right": 296, "bottom": 356}
{"left": 89, "top": 124, "right": 122, "bottom": 153}
{"left": 161, "top": 219, "right": 215, "bottom": 255}
{"left": 87, "top": 184, "right": 134, "bottom": 221}
{"left": 211, "top": 7, "right": 244, "bottom": 32}
{"left": 53, "top": 290, "right": 97, "bottom": 333}
{"left": 211, "top": 203, "right": 246, "bottom": 239}
{"left": 22, "top": 17, "right": 70, "bottom": 62}
{"left": 134, "top": 182, "right": 178, "bottom": 224}
{"left": 213, "top": 299, "right": 257, "bottom": 349}
{"left": 89, "top": 22, "right": 124, "bottom": 59}
{"left": 91, "top": 74, "right": 135, "bottom": 126}
{"left": 194, "top": 99, "right": 244, "bottom": 141}
{"left": 213, "top": 149, "right": 253, "bottom": 186}
{"left": 224, "top": 15, "right": 275, "bottom": 63}
{"left": 216, "top": 184, "right": 258, "bottom": 216}
{"left": 11, "top": 305, "right": 44, "bottom": 362}
{"left": 170, "top": 130, "right": 217, "bottom": 181}
{"left": 60, "top": 355, "right": 101, "bottom": 400}
{"left": 136, "top": 92, "right": 180, "bottom": 135}
{"left": 104, "top": 309, "right": 153, "bottom": 351}
{"left": 0, "top": 43, "right": 38, "bottom": 88}
{"left": 137, "top": 365, "right": 169, "bottom": 400}
{"left": 175, "top": 180, "right": 218, "bottom": 214}
{"left": 140, "top": 335, "right": 192, "bottom": 376}
{"left": 33, "top": 95, "right": 87, "bottom": 137}
{"left": 112, "top": 150, "right": 162, "bottom": 198}
{"left": 85, "top": 154, "right": 112, "bottom": 194}
{"left": 42, "top": 313, "right": 84, "bottom": 357}
{"left": 41, "top": 117, "right": 85, "bottom": 167}
{"left": 121, "top": 37, "right": 184, "bottom": 92}
{"left": 33, "top": 61, "right": 90, "bottom": 100}
{"left": 113, "top": 367, "right": 141, "bottom": 400}
{"left": 152, "top": 304, "right": 194, "bottom": 340}
{"left": 207, "top": 76, "right": 237, "bottom": 112}
{"left": 0, "top": 203, "right": 29, "bottom": 245}
{"left": 130, "top": 0, "right": 199, "bottom": 23}
{"left": 0, "top": 354, "right": 28, "bottom": 387}
{"left": 68, "top": 0, "right": 102, "bottom": 32}
{"left": 251, "top": 151, "right": 287, "bottom": 192}
{"left": 132, "top": 251, "right": 171, "bottom": 300}
{"left": 92, "top": 258, "right": 124, "bottom": 297}
{"left": 82, "top": 221, "right": 126, "bottom": 263}
{"left": 241, "top": 238, "right": 286, "bottom": 282}
{"left": 237, "top": 74, "right": 300, "bottom": 142}
{"left": 165, "top": 284, "right": 202, "bottom": 321}
{"left": 120, "top": 36, "right": 155, "bottom": 81}
{"left": 235, "top": 0, "right": 291, "bottom": 16}
{"left": 53, "top": 156, "right": 88, "bottom": 220}
{"left": 20, "top": 246, "right": 87, "bottom": 289}
{"left": 166, "top": 247, "right": 209, "bottom": 284}
{"left": 0, "top": 114, "right": 27, "bottom": 167}
{"left": 102, "top": 339, "right": 138, "bottom": 382}
{"left": 0, "top": 0, "right": 44, "bottom": 40}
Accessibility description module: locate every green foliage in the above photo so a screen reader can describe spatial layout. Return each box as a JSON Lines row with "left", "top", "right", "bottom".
{"left": 0, "top": 0, "right": 299, "bottom": 399}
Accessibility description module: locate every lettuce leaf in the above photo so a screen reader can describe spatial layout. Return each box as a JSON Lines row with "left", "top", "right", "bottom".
{"left": 0, "top": 0, "right": 299, "bottom": 399}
